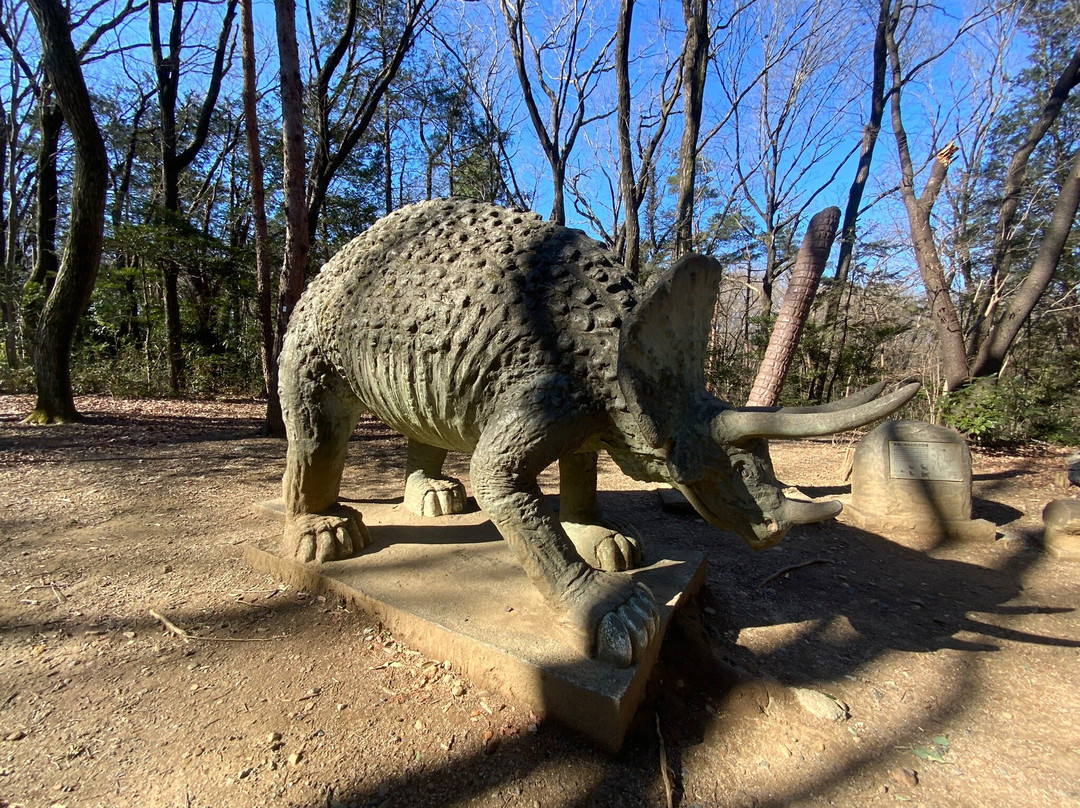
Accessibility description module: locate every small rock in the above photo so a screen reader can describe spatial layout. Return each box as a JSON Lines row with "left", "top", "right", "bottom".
{"left": 442, "top": 660, "right": 452, "bottom": 670}
{"left": 336, "top": 703, "right": 348, "bottom": 711}
{"left": 288, "top": 750, "right": 304, "bottom": 766}
{"left": 267, "top": 731, "right": 282, "bottom": 744}
{"left": 4, "top": 731, "right": 26, "bottom": 741}
{"left": 238, "top": 767, "right": 252, "bottom": 779}
{"left": 451, "top": 684, "right": 464, "bottom": 697}
{"left": 414, "top": 720, "right": 424, "bottom": 731}
{"left": 891, "top": 767, "right": 918, "bottom": 787}
{"left": 1066, "top": 452, "right": 1080, "bottom": 487}
{"left": 793, "top": 688, "right": 849, "bottom": 722}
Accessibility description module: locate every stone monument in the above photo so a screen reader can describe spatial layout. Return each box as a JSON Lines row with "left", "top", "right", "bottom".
{"left": 846, "top": 419, "right": 996, "bottom": 544}
{"left": 274, "top": 198, "right": 920, "bottom": 668}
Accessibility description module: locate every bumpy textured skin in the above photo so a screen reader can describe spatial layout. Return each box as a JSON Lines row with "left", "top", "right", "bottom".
{"left": 279, "top": 199, "right": 798, "bottom": 667}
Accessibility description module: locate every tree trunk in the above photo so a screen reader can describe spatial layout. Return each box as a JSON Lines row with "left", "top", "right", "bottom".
{"left": 241, "top": 0, "right": 281, "bottom": 434}
{"left": 746, "top": 207, "right": 840, "bottom": 407}
{"left": 274, "top": 0, "right": 310, "bottom": 437}
{"left": 615, "top": 0, "right": 638, "bottom": 278}
{"left": 901, "top": 144, "right": 970, "bottom": 390}
{"left": 815, "top": 0, "right": 889, "bottom": 402}
{"left": 24, "top": 0, "right": 108, "bottom": 424}
{"left": 23, "top": 98, "right": 63, "bottom": 357}
{"left": 30, "top": 97, "right": 62, "bottom": 291}
{"left": 384, "top": 100, "right": 393, "bottom": 216}
{"left": 971, "top": 147, "right": 1080, "bottom": 377}
{"left": 0, "top": 105, "right": 15, "bottom": 370}
{"left": 674, "top": 0, "right": 708, "bottom": 258}
{"left": 885, "top": 5, "right": 969, "bottom": 391}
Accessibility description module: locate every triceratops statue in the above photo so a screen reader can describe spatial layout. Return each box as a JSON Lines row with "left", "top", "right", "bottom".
{"left": 279, "top": 199, "right": 917, "bottom": 667}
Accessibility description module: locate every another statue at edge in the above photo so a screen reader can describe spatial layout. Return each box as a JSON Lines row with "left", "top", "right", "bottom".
{"left": 278, "top": 199, "right": 918, "bottom": 668}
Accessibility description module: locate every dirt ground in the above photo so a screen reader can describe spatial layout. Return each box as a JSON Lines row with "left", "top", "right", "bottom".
{"left": 1, "top": 394, "right": 1078, "bottom": 808}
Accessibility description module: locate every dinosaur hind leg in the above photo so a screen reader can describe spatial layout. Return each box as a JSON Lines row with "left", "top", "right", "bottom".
{"left": 559, "top": 452, "right": 644, "bottom": 571}
{"left": 404, "top": 440, "right": 467, "bottom": 516}
{"left": 279, "top": 324, "right": 369, "bottom": 562}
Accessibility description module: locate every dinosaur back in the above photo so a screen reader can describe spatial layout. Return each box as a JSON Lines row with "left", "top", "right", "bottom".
{"left": 298, "top": 199, "right": 638, "bottom": 450}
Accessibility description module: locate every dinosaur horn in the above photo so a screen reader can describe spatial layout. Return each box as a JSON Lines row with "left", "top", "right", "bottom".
{"left": 712, "top": 382, "right": 920, "bottom": 442}
{"left": 781, "top": 497, "right": 843, "bottom": 526}
{"left": 740, "top": 381, "right": 887, "bottom": 415}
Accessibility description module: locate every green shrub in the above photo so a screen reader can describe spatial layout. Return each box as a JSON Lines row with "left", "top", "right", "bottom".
{"left": 940, "top": 372, "right": 1080, "bottom": 447}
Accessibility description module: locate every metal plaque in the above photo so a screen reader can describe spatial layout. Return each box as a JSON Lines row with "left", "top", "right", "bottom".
{"left": 888, "top": 441, "right": 965, "bottom": 482}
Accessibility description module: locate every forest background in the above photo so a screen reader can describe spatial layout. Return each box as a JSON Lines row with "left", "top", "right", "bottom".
{"left": 1, "top": 0, "right": 1077, "bottom": 445}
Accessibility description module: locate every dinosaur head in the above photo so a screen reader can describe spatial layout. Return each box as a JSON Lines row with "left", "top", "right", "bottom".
{"left": 616, "top": 254, "right": 919, "bottom": 550}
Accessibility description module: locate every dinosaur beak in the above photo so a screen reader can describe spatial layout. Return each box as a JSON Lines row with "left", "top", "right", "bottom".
{"left": 710, "top": 382, "right": 920, "bottom": 442}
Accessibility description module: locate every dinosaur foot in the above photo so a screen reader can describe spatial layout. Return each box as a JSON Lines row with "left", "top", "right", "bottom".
{"left": 404, "top": 471, "right": 467, "bottom": 517}
{"left": 561, "top": 516, "right": 644, "bottom": 571}
{"left": 284, "top": 505, "right": 370, "bottom": 563}
{"left": 559, "top": 567, "right": 660, "bottom": 668}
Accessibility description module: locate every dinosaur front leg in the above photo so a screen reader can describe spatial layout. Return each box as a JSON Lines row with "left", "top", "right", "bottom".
{"left": 470, "top": 384, "right": 658, "bottom": 667}
{"left": 404, "top": 440, "right": 467, "bottom": 517}
{"left": 559, "top": 452, "right": 644, "bottom": 571}
{"left": 279, "top": 323, "right": 369, "bottom": 563}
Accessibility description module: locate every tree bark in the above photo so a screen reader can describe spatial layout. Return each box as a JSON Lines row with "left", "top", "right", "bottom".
{"left": 816, "top": 0, "right": 889, "bottom": 401}
{"left": 241, "top": 0, "right": 281, "bottom": 434}
{"left": 615, "top": 0, "right": 638, "bottom": 277}
{"left": 971, "top": 147, "right": 1080, "bottom": 377}
{"left": 0, "top": 105, "right": 15, "bottom": 370}
{"left": 500, "top": 0, "right": 610, "bottom": 228}
{"left": 885, "top": 4, "right": 969, "bottom": 391}
{"left": 305, "top": 0, "right": 430, "bottom": 244}
{"left": 24, "top": 0, "right": 108, "bottom": 424}
{"left": 30, "top": 97, "right": 62, "bottom": 291}
{"left": 746, "top": 207, "right": 840, "bottom": 407}
{"left": 674, "top": 0, "right": 708, "bottom": 258}
{"left": 968, "top": 44, "right": 1080, "bottom": 368}
{"left": 273, "top": 0, "right": 310, "bottom": 436}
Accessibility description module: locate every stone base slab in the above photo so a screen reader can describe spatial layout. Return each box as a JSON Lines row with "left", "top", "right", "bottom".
{"left": 246, "top": 500, "right": 706, "bottom": 751}
{"left": 841, "top": 504, "right": 997, "bottom": 548}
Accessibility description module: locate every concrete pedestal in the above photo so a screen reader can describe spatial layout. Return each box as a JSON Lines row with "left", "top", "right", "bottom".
{"left": 247, "top": 500, "right": 706, "bottom": 751}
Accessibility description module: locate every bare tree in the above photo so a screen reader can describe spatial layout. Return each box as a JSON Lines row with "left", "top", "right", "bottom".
{"left": 612, "top": 0, "right": 681, "bottom": 277}
{"left": 148, "top": 0, "right": 238, "bottom": 394}
{"left": 500, "top": 0, "right": 614, "bottom": 225}
{"left": 266, "top": 0, "right": 435, "bottom": 434}
{"left": 0, "top": 4, "right": 39, "bottom": 368}
{"left": 24, "top": 0, "right": 108, "bottom": 423}
{"left": 241, "top": 0, "right": 277, "bottom": 432}
{"left": 673, "top": 0, "right": 709, "bottom": 257}
{"left": 809, "top": 0, "right": 891, "bottom": 402}
{"left": 884, "top": 0, "right": 1080, "bottom": 391}
{"left": 426, "top": 8, "right": 532, "bottom": 209}
{"left": 272, "top": 0, "right": 308, "bottom": 436}
{"left": 718, "top": 0, "right": 860, "bottom": 307}
{"left": 304, "top": 0, "right": 437, "bottom": 245}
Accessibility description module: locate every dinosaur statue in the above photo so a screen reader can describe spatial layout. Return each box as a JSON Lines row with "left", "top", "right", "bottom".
{"left": 278, "top": 199, "right": 918, "bottom": 667}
